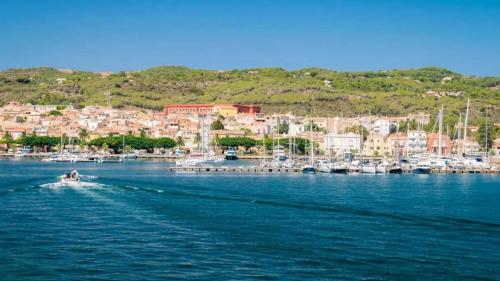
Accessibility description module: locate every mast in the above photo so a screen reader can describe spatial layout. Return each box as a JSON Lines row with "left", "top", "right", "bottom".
{"left": 438, "top": 105, "right": 443, "bottom": 156}
{"left": 463, "top": 98, "right": 470, "bottom": 155}
{"left": 310, "top": 119, "right": 314, "bottom": 165}
{"left": 405, "top": 123, "right": 409, "bottom": 157}
{"left": 485, "top": 115, "right": 489, "bottom": 162}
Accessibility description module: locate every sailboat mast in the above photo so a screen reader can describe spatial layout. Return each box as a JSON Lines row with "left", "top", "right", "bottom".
{"left": 438, "top": 105, "right": 443, "bottom": 156}
{"left": 485, "top": 115, "right": 489, "bottom": 161}
{"left": 463, "top": 98, "right": 470, "bottom": 155}
{"left": 311, "top": 120, "right": 314, "bottom": 165}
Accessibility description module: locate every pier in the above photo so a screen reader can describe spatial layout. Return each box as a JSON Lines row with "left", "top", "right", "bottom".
{"left": 169, "top": 166, "right": 499, "bottom": 174}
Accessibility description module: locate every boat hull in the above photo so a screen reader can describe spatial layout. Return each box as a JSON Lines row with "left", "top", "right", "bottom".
{"left": 413, "top": 168, "right": 431, "bottom": 174}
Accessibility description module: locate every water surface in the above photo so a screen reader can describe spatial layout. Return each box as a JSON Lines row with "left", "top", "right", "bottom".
{"left": 1, "top": 160, "right": 499, "bottom": 280}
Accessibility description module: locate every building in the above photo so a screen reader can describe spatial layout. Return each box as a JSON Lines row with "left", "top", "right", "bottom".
{"left": 426, "top": 133, "right": 452, "bottom": 155}
{"left": 363, "top": 134, "right": 391, "bottom": 157}
{"left": 164, "top": 104, "right": 214, "bottom": 115}
{"left": 388, "top": 132, "right": 407, "bottom": 157}
{"left": 323, "top": 132, "right": 362, "bottom": 156}
{"left": 164, "top": 103, "right": 261, "bottom": 116}
{"left": 406, "top": 130, "right": 427, "bottom": 155}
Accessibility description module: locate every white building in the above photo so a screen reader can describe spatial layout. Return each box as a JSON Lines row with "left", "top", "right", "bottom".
{"left": 323, "top": 132, "right": 362, "bottom": 156}
{"left": 406, "top": 130, "right": 427, "bottom": 154}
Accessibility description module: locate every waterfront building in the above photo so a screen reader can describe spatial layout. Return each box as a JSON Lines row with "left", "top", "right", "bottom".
{"left": 426, "top": 133, "right": 452, "bottom": 155}
{"left": 363, "top": 134, "right": 391, "bottom": 157}
{"left": 388, "top": 132, "right": 407, "bottom": 157}
{"left": 406, "top": 130, "right": 427, "bottom": 155}
{"left": 323, "top": 132, "right": 362, "bottom": 157}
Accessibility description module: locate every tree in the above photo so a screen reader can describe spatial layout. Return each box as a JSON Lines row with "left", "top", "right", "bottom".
{"left": 211, "top": 120, "right": 224, "bottom": 130}
{"left": 176, "top": 136, "right": 185, "bottom": 147}
{"left": 3, "top": 132, "right": 14, "bottom": 151}
{"left": 218, "top": 137, "right": 257, "bottom": 149}
{"left": 139, "top": 128, "right": 147, "bottom": 138}
{"left": 278, "top": 122, "right": 289, "bottom": 134}
{"left": 78, "top": 128, "right": 89, "bottom": 144}
{"left": 48, "top": 110, "right": 63, "bottom": 116}
{"left": 477, "top": 119, "right": 496, "bottom": 151}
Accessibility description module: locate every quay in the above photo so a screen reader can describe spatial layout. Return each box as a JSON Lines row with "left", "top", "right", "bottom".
{"left": 170, "top": 166, "right": 500, "bottom": 174}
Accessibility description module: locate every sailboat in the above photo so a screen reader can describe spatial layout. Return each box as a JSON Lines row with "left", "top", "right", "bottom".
{"left": 120, "top": 135, "right": 138, "bottom": 159}
{"left": 302, "top": 119, "right": 316, "bottom": 174}
{"left": 176, "top": 117, "right": 224, "bottom": 167}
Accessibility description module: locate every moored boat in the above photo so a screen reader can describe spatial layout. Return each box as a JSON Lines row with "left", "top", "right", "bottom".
{"left": 413, "top": 161, "right": 431, "bottom": 174}
{"left": 301, "top": 164, "right": 317, "bottom": 174}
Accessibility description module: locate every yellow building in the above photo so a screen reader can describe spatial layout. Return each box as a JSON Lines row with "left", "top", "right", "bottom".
{"left": 362, "top": 134, "right": 391, "bottom": 157}
{"left": 213, "top": 105, "right": 238, "bottom": 117}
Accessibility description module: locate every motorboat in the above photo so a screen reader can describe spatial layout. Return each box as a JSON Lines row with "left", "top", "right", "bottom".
{"left": 413, "top": 161, "right": 431, "bottom": 174}
{"left": 331, "top": 162, "right": 349, "bottom": 174}
{"left": 376, "top": 164, "right": 388, "bottom": 174}
{"left": 224, "top": 149, "right": 238, "bottom": 160}
{"left": 388, "top": 163, "right": 403, "bottom": 174}
{"left": 318, "top": 160, "right": 333, "bottom": 173}
{"left": 60, "top": 170, "right": 81, "bottom": 183}
{"left": 361, "top": 163, "right": 377, "bottom": 174}
{"left": 301, "top": 164, "right": 316, "bottom": 174}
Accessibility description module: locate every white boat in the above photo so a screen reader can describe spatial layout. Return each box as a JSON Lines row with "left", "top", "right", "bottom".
{"left": 376, "top": 165, "right": 388, "bottom": 174}
{"left": 301, "top": 164, "right": 316, "bottom": 174}
{"left": 120, "top": 153, "right": 138, "bottom": 160}
{"left": 413, "top": 161, "right": 431, "bottom": 174}
{"left": 224, "top": 149, "right": 238, "bottom": 160}
{"left": 318, "top": 160, "right": 333, "bottom": 173}
{"left": 60, "top": 170, "right": 81, "bottom": 183}
{"left": 361, "top": 163, "right": 377, "bottom": 174}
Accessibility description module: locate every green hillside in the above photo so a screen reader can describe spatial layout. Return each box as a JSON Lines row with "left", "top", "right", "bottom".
{"left": 0, "top": 66, "right": 498, "bottom": 124}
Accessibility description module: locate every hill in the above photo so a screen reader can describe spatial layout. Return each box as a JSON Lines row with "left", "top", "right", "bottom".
{"left": 0, "top": 66, "right": 498, "bottom": 124}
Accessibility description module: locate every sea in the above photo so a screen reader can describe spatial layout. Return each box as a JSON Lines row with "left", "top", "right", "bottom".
{"left": 0, "top": 159, "right": 499, "bottom": 280}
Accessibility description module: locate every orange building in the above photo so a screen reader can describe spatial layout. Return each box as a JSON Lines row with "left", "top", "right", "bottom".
{"left": 163, "top": 103, "right": 261, "bottom": 115}
{"left": 163, "top": 104, "right": 214, "bottom": 115}
{"left": 426, "top": 133, "right": 452, "bottom": 155}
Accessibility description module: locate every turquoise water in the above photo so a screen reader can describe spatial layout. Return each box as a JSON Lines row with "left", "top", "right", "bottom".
{"left": 1, "top": 159, "right": 499, "bottom": 280}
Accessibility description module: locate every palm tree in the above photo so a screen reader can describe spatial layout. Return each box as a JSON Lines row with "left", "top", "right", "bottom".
{"left": 176, "top": 136, "right": 184, "bottom": 148}
{"left": 194, "top": 133, "right": 201, "bottom": 149}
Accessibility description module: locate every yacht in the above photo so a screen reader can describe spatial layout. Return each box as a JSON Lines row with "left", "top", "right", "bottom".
{"left": 318, "top": 160, "right": 333, "bottom": 173}
{"left": 331, "top": 162, "right": 349, "bottom": 174}
{"left": 413, "top": 161, "right": 431, "bottom": 174}
{"left": 388, "top": 163, "right": 403, "bottom": 174}
{"left": 376, "top": 164, "right": 388, "bottom": 174}
{"left": 361, "top": 163, "right": 377, "bottom": 174}
{"left": 302, "top": 164, "right": 317, "bottom": 174}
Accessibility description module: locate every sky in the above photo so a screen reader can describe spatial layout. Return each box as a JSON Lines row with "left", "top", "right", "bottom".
{"left": 1, "top": 0, "right": 499, "bottom": 76}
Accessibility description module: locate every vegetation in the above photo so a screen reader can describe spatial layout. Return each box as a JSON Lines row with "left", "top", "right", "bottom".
{"left": 218, "top": 137, "right": 257, "bottom": 149}
{"left": 88, "top": 135, "right": 176, "bottom": 153}
{"left": 211, "top": 119, "right": 224, "bottom": 130}
{"left": 0, "top": 66, "right": 497, "bottom": 125}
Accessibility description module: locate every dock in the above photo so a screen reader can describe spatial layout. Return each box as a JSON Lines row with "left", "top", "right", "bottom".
{"left": 169, "top": 166, "right": 499, "bottom": 174}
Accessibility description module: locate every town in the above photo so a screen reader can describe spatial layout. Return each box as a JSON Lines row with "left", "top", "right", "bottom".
{"left": 0, "top": 101, "right": 498, "bottom": 173}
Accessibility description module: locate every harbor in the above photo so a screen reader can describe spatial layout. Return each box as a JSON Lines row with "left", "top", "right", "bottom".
{"left": 169, "top": 165, "right": 499, "bottom": 174}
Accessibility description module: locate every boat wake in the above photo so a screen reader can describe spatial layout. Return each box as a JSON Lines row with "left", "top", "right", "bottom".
{"left": 39, "top": 180, "right": 106, "bottom": 189}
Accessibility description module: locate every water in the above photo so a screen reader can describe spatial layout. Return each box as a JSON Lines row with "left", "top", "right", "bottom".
{"left": 1, "top": 159, "right": 499, "bottom": 280}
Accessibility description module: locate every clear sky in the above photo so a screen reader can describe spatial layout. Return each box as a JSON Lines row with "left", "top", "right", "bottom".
{"left": 1, "top": 0, "right": 499, "bottom": 76}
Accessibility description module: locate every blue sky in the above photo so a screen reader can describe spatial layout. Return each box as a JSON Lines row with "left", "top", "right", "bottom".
{"left": 1, "top": 0, "right": 499, "bottom": 75}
